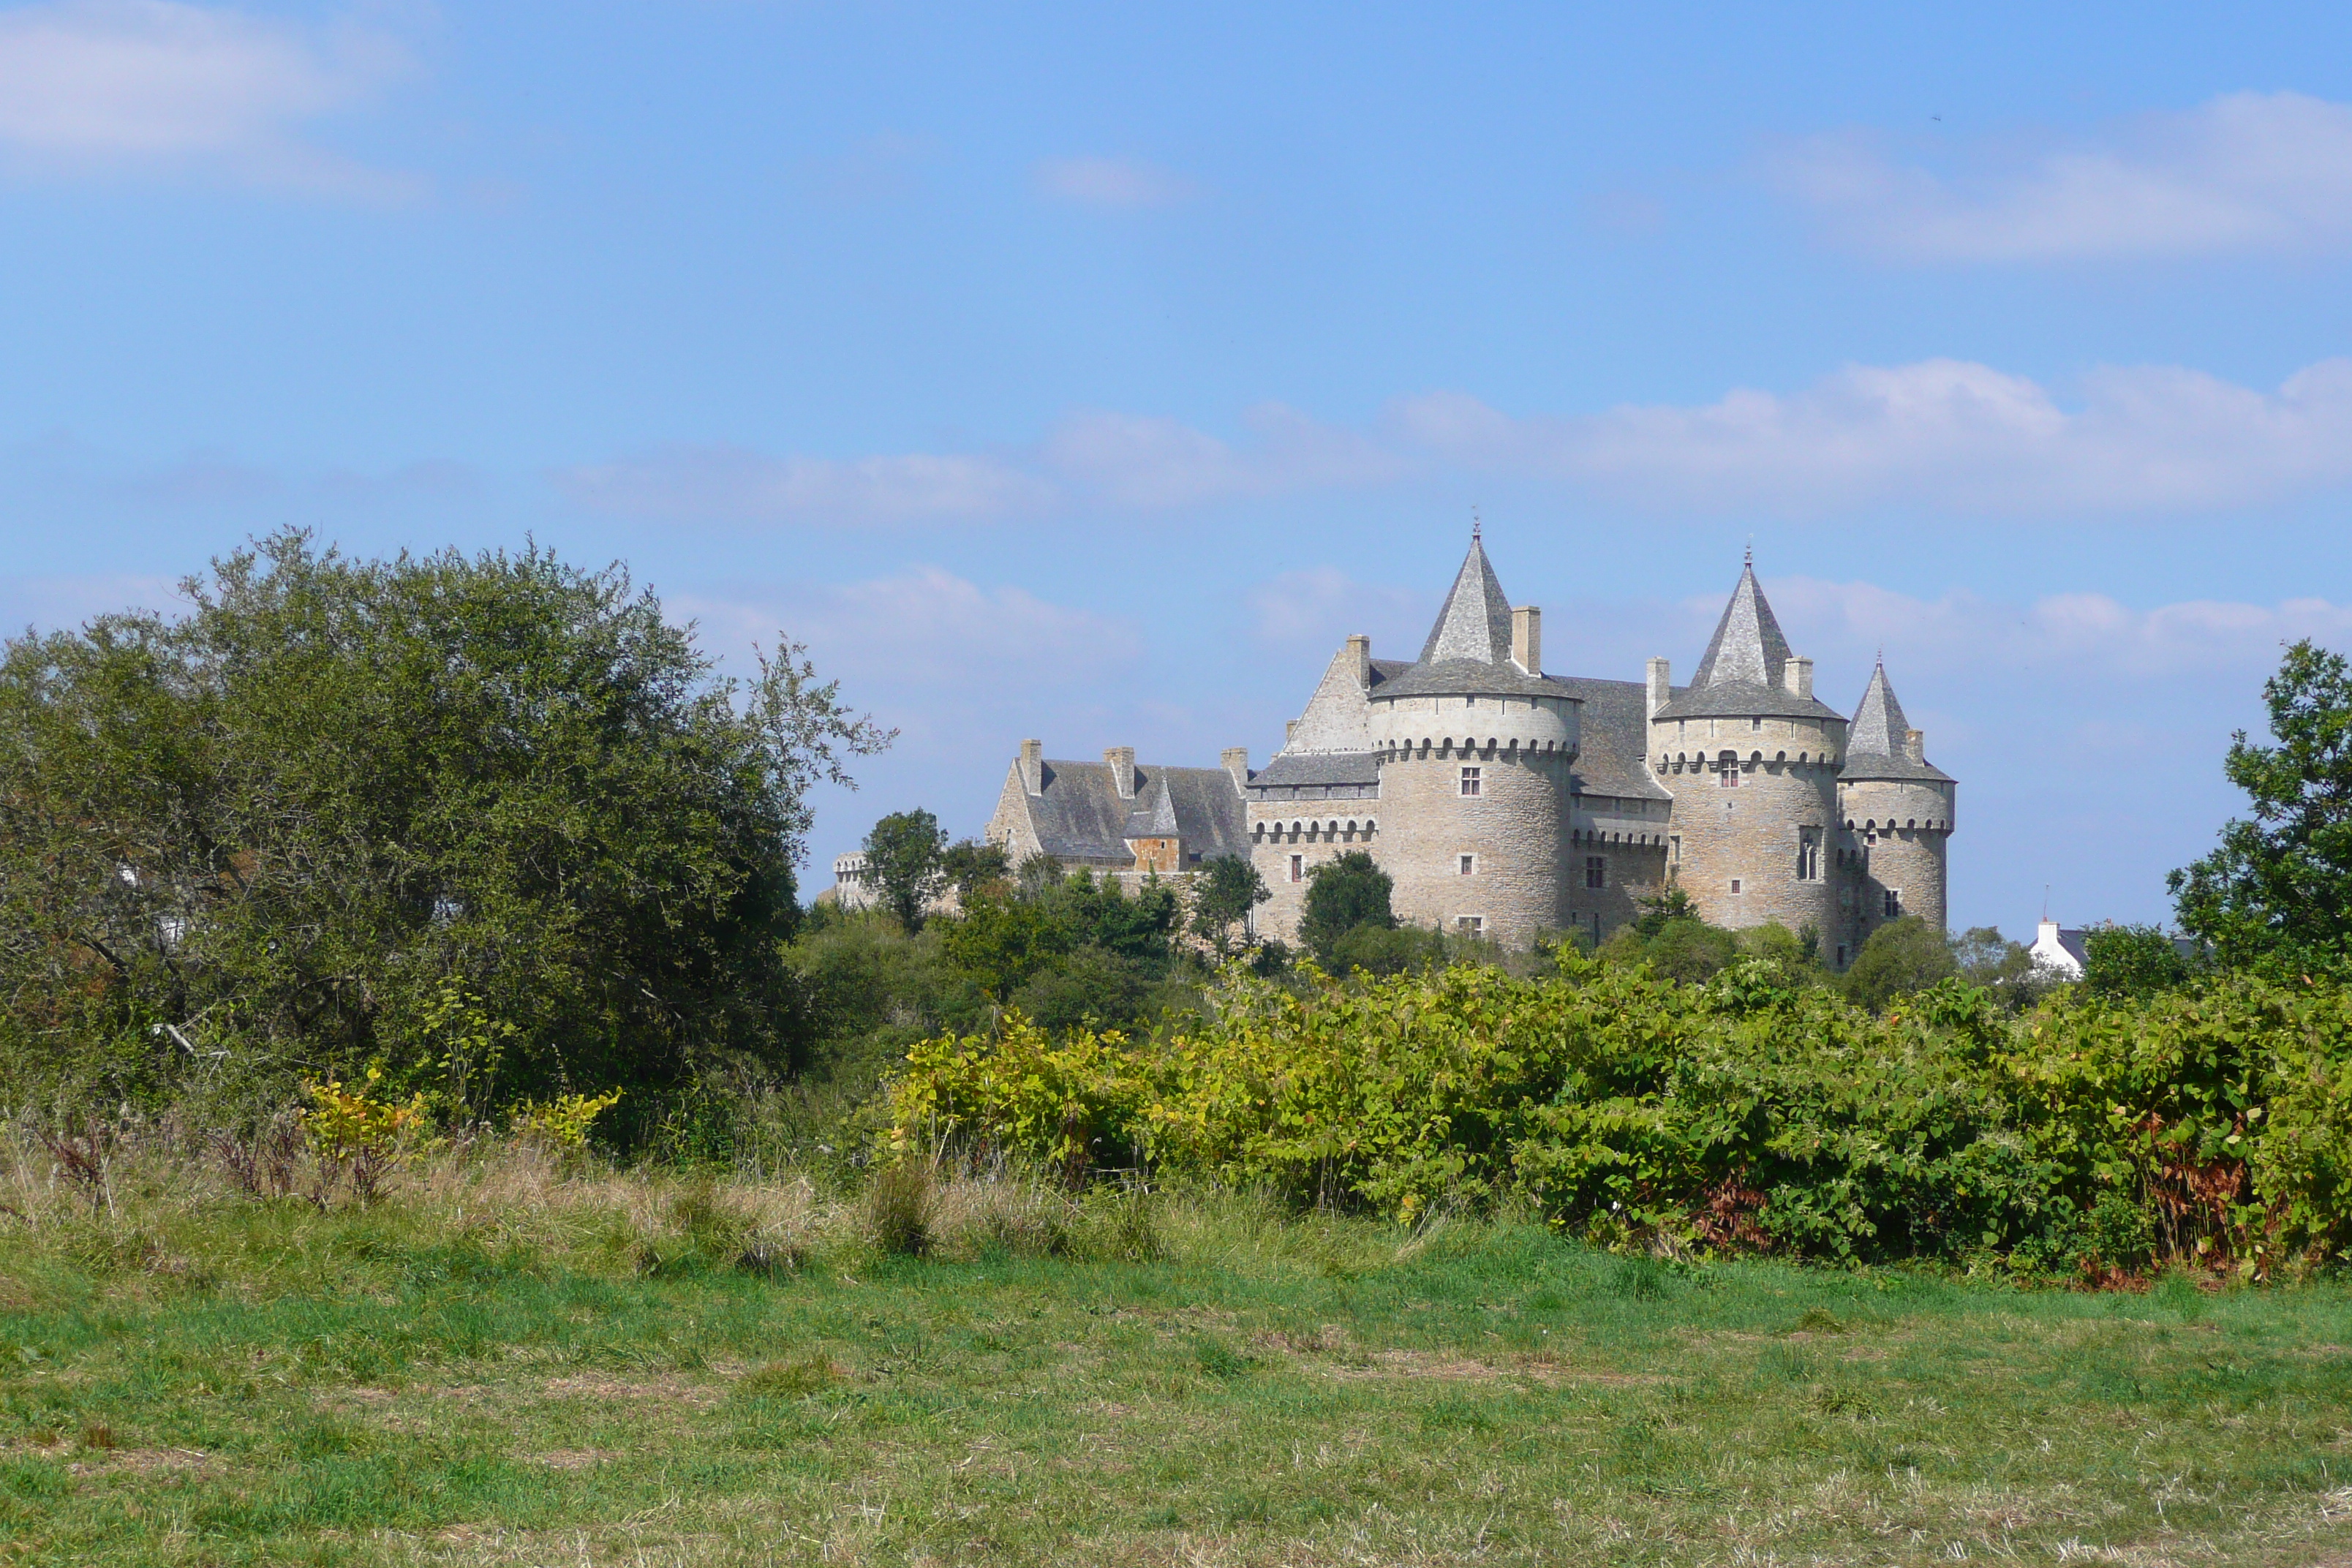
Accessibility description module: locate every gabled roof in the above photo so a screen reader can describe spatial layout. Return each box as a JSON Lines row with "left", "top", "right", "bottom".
{"left": 1019, "top": 759, "right": 1251, "bottom": 864}
{"left": 1840, "top": 660, "right": 1953, "bottom": 783}
{"left": 1654, "top": 557, "right": 1844, "bottom": 723}
{"left": 1247, "top": 750, "right": 1382, "bottom": 789}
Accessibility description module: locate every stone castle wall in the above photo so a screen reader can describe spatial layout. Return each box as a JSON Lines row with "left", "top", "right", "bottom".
{"left": 1649, "top": 710, "right": 1843, "bottom": 937}
{"left": 1838, "top": 777, "right": 1954, "bottom": 944}
{"left": 1249, "top": 814, "right": 1380, "bottom": 945}
{"left": 1377, "top": 745, "right": 1567, "bottom": 948}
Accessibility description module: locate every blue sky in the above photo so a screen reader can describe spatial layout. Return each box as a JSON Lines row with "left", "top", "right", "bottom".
{"left": 5, "top": 1, "right": 2352, "bottom": 935}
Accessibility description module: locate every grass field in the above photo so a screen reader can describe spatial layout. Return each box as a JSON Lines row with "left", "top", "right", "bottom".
{"left": 3, "top": 1143, "right": 2350, "bottom": 1567}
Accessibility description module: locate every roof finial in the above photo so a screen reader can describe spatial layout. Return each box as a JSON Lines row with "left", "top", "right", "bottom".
{"left": 1744, "top": 538, "right": 1753, "bottom": 569}
{"left": 1471, "top": 505, "right": 1481, "bottom": 543}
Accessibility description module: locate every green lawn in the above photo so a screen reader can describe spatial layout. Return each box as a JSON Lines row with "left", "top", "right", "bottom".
{"left": 2, "top": 1158, "right": 2349, "bottom": 1566}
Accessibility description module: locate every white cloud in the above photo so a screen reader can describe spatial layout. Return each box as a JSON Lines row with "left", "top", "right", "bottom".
{"left": 0, "top": 0, "right": 418, "bottom": 195}
{"left": 554, "top": 443, "right": 1055, "bottom": 527}
{"left": 1760, "top": 575, "right": 2352, "bottom": 685}
{"left": 1044, "top": 402, "right": 1404, "bottom": 510}
{"left": 1771, "top": 91, "right": 2352, "bottom": 261}
{"left": 1392, "top": 357, "right": 2352, "bottom": 516}
{"left": 1248, "top": 567, "right": 1423, "bottom": 648}
{"left": 1033, "top": 154, "right": 1200, "bottom": 211}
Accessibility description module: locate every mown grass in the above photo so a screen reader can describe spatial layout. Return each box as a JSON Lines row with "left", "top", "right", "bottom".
{"left": 2, "top": 1142, "right": 2350, "bottom": 1566}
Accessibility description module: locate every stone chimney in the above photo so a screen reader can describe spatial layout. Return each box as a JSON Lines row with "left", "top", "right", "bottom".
{"left": 1346, "top": 633, "right": 1371, "bottom": 689}
{"left": 1785, "top": 655, "right": 1814, "bottom": 699}
{"left": 1018, "top": 738, "right": 1044, "bottom": 796}
{"left": 1285, "top": 719, "right": 1299, "bottom": 746}
{"left": 1646, "top": 657, "right": 1670, "bottom": 718}
{"left": 1511, "top": 606, "right": 1541, "bottom": 677}
{"left": 1904, "top": 728, "right": 1925, "bottom": 763}
{"left": 1221, "top": 747, "right": 1250, "bottom": 794}
{"left": 1104, "top": 745, "right": 1137, "bottom": 799}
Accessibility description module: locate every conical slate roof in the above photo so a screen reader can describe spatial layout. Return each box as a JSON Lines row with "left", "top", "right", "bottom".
{"left": 1689, "top": 558, "right": 1794, "bottom": 691}
{"left": 1123, "top": 774, "right": 1183, "bottom": 838}
{"left": 1846, "top": 660, "right": 1910, "bottom": 757}
{"left": 1417, "top": 534, "right": 1515, "bottom": 666}
{"left": 1654, "top": 556, "right": 1843, "bottom": 721}
{"left": 1840, "top": 660, "right": 1952, "bottom": 782}
{"left": 1375, "top": 531, "right": 1556, "bottom": 699}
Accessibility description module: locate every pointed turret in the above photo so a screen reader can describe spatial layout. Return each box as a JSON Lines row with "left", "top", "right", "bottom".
{"left": 1689, "top": 555, "right": 1795, "bottom": 692}
{"left": 1377, "top": 529, "right": 1556, "bottom": 699}
{"left": 1654, "top": 555, "right": 1842, "bottom": 722}
{"left": 1840, "top": 660, "right": 1950, "bottom": 783}
{"left": 1417, "top": 532, "right": 1515, "bottom": 666}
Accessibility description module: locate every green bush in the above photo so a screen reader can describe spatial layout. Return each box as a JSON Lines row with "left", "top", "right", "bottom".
{"left": 882, "top": 953, "right": 2352, "bottom": 1275}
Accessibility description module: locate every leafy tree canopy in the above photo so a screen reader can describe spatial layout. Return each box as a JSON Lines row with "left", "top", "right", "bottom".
{"left": 2171, "top": 639, "right": 2352, "bottom": 976}
{"left": 864, "top": 809, "right": 948, "bottom": 933}
{"left": 1188, "top": 853, "right": 1270, "bottom": 959}
{"left": 2083, "top": 924, "right": 2193, "bottom": 1000}
{"left": 0, "top": 531, "right": 890, "bottom": 1115}
{"left": 1842, "top": 916, "right": 1958, "bottom": 1010}
{"left": 1298, "top": 851, "right": 1395, "bottom": 964}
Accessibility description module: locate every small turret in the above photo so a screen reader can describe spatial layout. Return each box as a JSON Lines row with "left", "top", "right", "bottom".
{"left": 1838, "top": 658, "right": 1956, "bottom": 941}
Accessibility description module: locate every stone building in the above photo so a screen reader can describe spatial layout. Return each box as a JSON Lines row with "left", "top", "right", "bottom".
{"left": 981, "top": 531, "right": 1953, "bottom": 965}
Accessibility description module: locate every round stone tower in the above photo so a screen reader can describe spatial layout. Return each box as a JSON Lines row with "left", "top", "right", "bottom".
{"left": 1837, "top": 659, "right": 1954, "bottom": 941}
{"left": 1366, "top": 532, "right": 1579, "bottom": 947}
{"left": 1646, "top": 557, "right": 1846, "bottom": 937}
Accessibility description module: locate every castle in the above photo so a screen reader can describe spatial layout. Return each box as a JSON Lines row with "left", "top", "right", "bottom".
{"left": 983, "top": 533, "right": 1953, "bottom": 967}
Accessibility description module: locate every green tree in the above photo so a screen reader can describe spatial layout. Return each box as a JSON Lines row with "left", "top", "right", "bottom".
{"left": 1297, "top": 851, "right": 1396, "bottom": 965}
{"left": 1188, "top": 853, "right": 1271, "bottom": 958}
{"left": 0, "top": 531, "right": 891, "bottom": 1113}
{"left": 864, "top": 810, "right": 949, "bottom": 933}
{"left": 1951, "top": 925, "right": 2066, "bottom": 1011}
{"left": 1842, "top": 916, "right": 1957, "bottom": 1010}
{"left": 1633, "top": 885, "right": 1701, "bottom": 938}
{"left": 2081, "top": 923, "right": 2192, "bottom": 999}
{"left": 939, "top": 838, "right": 1011, "bottom": 900}
{"left": 2171, "top": 639, "right": 2352, "bottom": 976}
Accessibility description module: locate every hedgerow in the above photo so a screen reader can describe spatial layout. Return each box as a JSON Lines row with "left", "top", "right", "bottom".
{"left": 883, "top": 953, "right": 2352, "bottom": 1276}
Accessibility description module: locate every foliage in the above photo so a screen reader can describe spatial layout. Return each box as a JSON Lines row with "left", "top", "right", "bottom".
{"left": 939, "top": 837, "right": 1012, "bottom": 900}
{"left": 510, "top": 1088, "right": 625, "bottom": 1150}
{"left": 2083, "top": 923, "right": 2193, "bottom": 1000}
{"left": 863, "top": 809, "right": 949, "bottom": 933}
{"left": 1296, "top": 850, "right": 1395, "bottom": 964}
{"left": 299, "top": 1068, "right": 431, "bottom": 1203}
{"left": 2171, "top": 638, "right": 2352, "bottom": 976}
{"left": 0, "top": 532, "right": 890, "bottom": 1119}
{"left": 1841, "top": 916, "right": 1958, "bottom": 1009}
{"left": 1951, "top": 926, "right": 2067, "bottom": 1013}
{"left": 1188, "top": 853, "right": 1270, "bottom": 958}
{"left": 885, "top": 952, "right": 2352, "bottom": 1273}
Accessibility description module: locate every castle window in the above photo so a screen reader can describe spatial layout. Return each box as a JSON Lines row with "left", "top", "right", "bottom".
{"left": 1718, "top": 753, "right": 1740, "bottom": 788}
{"left": 1458, "top": 853, "right": 1475, "bottom": 876}
{"left": 1459, "top": 766, "right": 1482, "bottom": 797}
{"left": 1730, "top": 878, "right": 1744, "bottom": 894}
{"left": 1750, "top": 716, "right": 1763, "bottom": 732}
{"left": 1455, "top": 916, "right": 1484, "bottom": 936}
{"left": 1289, "top": 854, "right": 1303, "bottom": 883}
{"left": 1585, "top": 856, "right": 1605, "bottom": 889}
{"left": 1797, "top": 831, "right": 1820, "bottom": 881}
{"left": 1836, "top": 944, "right": 1847, "bottom": 967}
{"left": 1465, "top": 696, "right": 1476, "bottom": 708}
{"left": 1669, "top": 835, "right": 1681, "bottom": 863}
{"left": 1883, "top": 889, "right": 1901, "bottom": 919}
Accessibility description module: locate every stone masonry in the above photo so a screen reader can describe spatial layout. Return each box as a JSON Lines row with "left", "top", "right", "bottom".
{"left": 974, "top": 530, "right": 1954, "bottom": 967}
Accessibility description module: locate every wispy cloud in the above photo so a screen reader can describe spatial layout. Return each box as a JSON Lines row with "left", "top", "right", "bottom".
{"left": 1393, "top": 357, "right": 2352, "bottom": 516}
{"left": 553, "top": 444, "right": 1055, "bottom": 527}
{"left": 1033, "top": 154, "right": 1200, "bottom": 211}
{"left": 1770, "top": 91, "right": 2352, "bottom": 262}
{"left": 0, "top": 0, "right": 421, "bottom": 196}
{"left": 1248, "top": 568, "right": 1424, "bottom": 648}
{"left": 1043, "top": 402, "right": 1403, "bottom": 510}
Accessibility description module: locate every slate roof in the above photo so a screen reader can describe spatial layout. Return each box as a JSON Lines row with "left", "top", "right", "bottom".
{"left": 1542, "top": 676, "right": 1672, "bottom": 802}
{"left": 1374, "top": 535, "right": 1569, "bottom": 701}
{"left": 1840, "top": 661, "right": 1953, "bottom": 783}
{"left": 1248, "top": 750, "right": 1382, "bottom": 789}
{"left": 1654, "top": 559, "right": 1844, "bottom": 723}
{"left": 1025, "top": 759, "right": 1250, "bottom": 864}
